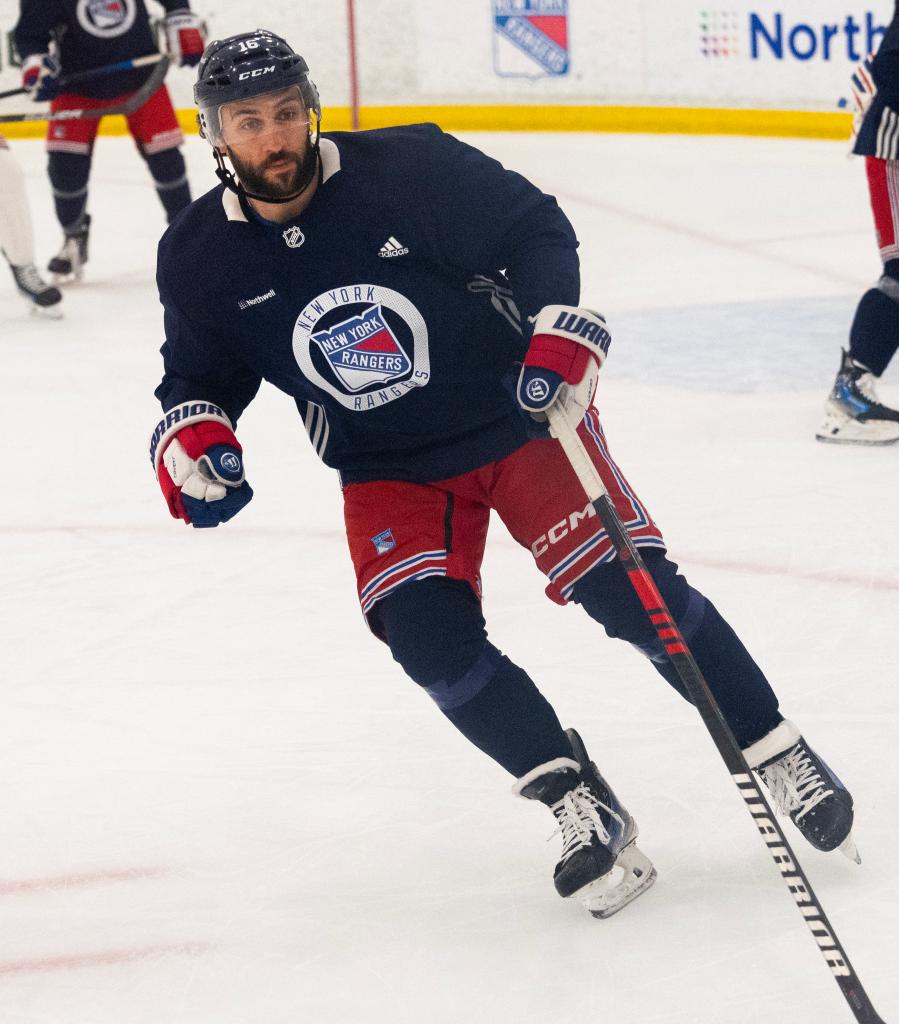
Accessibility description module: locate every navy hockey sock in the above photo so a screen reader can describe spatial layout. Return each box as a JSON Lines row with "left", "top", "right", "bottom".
{"left": 571, "top": 550, "right": 781, "bottom": 749}
{"left": 143, "top": 148, "right": 191, "bottom": 223}
{"left": 48, "top": 151, "right": 90, "bottom": 232}
{"left": 376, "top": 577, "right": 571, "bottom": 777}
{"left": 438, "top": 648, "right": 573, "bottom": 777}
{"left": 848, "top": 263, "right": 899, "bottom": 376}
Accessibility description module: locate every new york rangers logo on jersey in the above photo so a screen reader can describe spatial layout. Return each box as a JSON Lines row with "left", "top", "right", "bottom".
{"left": 293, "top": 285, "right": 431, "bottom": 411}
{"left": 311, "top": 304, "right": 411, "bottom": 392}
{"left": 77, "top": 0, "right": 137, "bottom": 37}
{"left": 493, "top": 0, "right": 570, "bottom": 78}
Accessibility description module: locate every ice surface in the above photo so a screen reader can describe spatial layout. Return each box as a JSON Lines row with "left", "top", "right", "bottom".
{"left": 1, "top": 130, "right": 896, "bottom": 1023}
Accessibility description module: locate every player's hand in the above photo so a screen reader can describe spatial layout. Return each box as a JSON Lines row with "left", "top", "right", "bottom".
{"left": 164, "top": 9, "right": 205, "bottom": 67}
{"left": 150, "top": 404, "right": 253, "bottom": 528}
{"left": 516, "top": 304, "right": 610, "bottom": 432}
{"left": 848, "top": 55, "right": 876, "bottom": 145}
{"left": 22, "top": 53, "right": 61, "bottom": 102}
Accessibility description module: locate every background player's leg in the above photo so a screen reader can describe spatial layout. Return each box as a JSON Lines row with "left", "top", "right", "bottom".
{"left": 817, "top": 156, "right": 899, "bottom": 444}
{"left": 141, "top": 146, "right": 191, "bottom": 223}
{"left": 46, "top": 151, "right": 92, "bottom": 281}
{"left": 126, "top": 85, "right": 190, "bottom": 223}
{"left": 0, "top": 141, "right": 62, "bottom": 316}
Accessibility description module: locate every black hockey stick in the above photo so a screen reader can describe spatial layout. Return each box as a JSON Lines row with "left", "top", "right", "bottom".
{"left": 0, "top": 53, "right": 165, "bottom": 102}
{"left": 0, "top": 55, "right": 169, "bottom": 124}
{"left": 546, "top": 403, "right": 886, "bottom": 1024}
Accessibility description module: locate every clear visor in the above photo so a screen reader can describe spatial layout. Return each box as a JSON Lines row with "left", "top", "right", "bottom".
{"left": 205, "top": 86, "right": 311, "bottom": 147}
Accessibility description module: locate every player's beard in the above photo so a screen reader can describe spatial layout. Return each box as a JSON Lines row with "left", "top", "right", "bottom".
{"left": 227, "top": 139, "right": 313, "bottom": 201}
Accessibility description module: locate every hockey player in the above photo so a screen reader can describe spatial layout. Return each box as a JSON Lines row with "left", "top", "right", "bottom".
{"left": 817, "top": 0, "right": 899, "bottom": 444}
{"left": 13, "top": 0, "right": 205, "bottom": 283}
{"left": 0, "top": 131, "right": 62, "bottom": 317}
{"left": 149, "top": 31, "right": 859, "bottom": 918}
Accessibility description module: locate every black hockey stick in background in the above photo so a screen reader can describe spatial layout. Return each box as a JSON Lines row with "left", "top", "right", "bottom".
{"left": 0, "top": 56, "right": 169, "bottom": 124}
{"left": 546, "top": 403, "right": 887, "bottom": 1024}
{"left": 0, "top": 53, "right": 166, "bottom": 102}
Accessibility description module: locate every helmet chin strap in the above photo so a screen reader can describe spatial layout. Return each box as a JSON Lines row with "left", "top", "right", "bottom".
{"left": 213, "top": 135, "right": 321, "bottom": 206}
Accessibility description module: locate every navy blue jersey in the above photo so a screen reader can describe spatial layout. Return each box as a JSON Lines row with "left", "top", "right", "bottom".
{"left": 854, "top": 2, "right": 899, "bottom": 157}
{"left": 14, "top": 0, "right": 186, "bottom": 99}
{"left": 154, "top": 124, "right": 580, "bottom": 485}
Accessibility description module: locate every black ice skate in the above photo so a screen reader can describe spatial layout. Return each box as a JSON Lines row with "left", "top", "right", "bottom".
{"left": 48, "top": 214, "right": 91, "bottom": 283}
{"left": 744, "top": 719, "right": 858, "bottom": 862}
{"left": 9, "top": 262, "right": 63, "bottom": 319}
{"left": 815, "top": 348, "right": 899, "bottom": 445}
{"left": 513, "top": 728, "right": 656, "bottom": 919}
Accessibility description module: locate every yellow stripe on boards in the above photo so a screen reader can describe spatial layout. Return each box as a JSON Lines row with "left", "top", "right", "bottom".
{"left": 0, "top": 106, "right": 852, "bottom": 142}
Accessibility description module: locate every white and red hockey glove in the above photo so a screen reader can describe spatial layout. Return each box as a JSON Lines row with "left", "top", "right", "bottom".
{"left": 149, "top": 402, "right": 253, "bottom": 528}
{"left": 21, "top": 53, "right": 61, "bottom": 102}
{"left": 847, "top": 55, "right": 877, "bottom": 146}
{"left": 516, "top": 304, "right": 611, "bottom": 432}
{"left": 164, "top": 9, "right": 205, "bottom": 68}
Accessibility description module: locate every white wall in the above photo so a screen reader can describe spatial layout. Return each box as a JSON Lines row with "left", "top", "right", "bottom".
{"left": 0, "top": 0, "right": 896, "bottom": 112}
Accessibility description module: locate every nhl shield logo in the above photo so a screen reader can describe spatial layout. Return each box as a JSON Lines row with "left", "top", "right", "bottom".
{"left": 77, "top": 0, "right": 136, "bottom": 37}
{"left": 311, "top": 303, "right": 412, "bottom": 393}
{"left": 282, "top": 226, "right": 305, "bottom": 248}
{"left": 493, "top": 0, "right": 570, "bottom": 78}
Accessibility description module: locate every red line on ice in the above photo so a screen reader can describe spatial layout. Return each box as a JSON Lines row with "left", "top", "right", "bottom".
{"left": 0, "top": 866, "right": 169, "bottom": 896}
{"left": 0, "top": 943, "right": 207, "bottom": 977}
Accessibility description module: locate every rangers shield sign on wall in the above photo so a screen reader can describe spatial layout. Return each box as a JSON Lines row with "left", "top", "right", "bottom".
{"left": 493, "top": 0, "right": 570, "bottom": 78}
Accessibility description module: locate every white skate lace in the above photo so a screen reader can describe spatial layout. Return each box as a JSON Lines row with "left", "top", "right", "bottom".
{"left": 761, "top": 745, "right": 833, "bottom": 822}
{"left": 14, "top": 264, "right": 51, "bottom": 294}
{"left": 550, "top": 783, "right": 622, "bottom": 863}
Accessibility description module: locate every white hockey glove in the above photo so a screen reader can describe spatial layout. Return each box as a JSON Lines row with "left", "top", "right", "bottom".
{"left": 516, "top": 304, "right": 610, "bottom": 432}
{"left": 164, "top": 9, "right": 205, "bottom": 67}
{"left": 21, "top": 53, "right": 61, "bottom": 102}
{"left": 149, "top": 402, "right": 253, "bottom": 528}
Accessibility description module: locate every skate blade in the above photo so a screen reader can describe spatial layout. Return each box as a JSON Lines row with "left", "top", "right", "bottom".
{"left": 24, "top": 299, "right": 63, "bottom": 320}
{"left": 815, "top": 407, "right": 899, "bottom": 446}
{"left": 839, "top": 833, "right": 861, "bottom": 865}
{"left": 575, "top": 842, "right": 657, "bottom": 920}
{"left": 51, "top": 271, "right": 83, "bottom": 286}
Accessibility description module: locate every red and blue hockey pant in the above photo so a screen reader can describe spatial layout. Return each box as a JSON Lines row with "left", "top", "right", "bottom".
{"left": 345, "top": 412, "right": 781, "bottom": 777}
{"left": 46, "top": 84, "right": 190, "bottom": 232}
{"left": 849, "top": 156, "right": 899, "bottom": 375}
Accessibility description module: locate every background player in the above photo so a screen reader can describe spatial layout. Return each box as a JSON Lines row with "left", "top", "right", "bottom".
{"left": 0, "top": 131, "right": 62, "bottom": 316}
{"left": 817, "top": 0, "right": 899, "bottom": 444}
{"left": 14, "top": 0, "right": 205, "bottom": 283}
{"left": 150, "top": 31, "right": 861, "bottom": 918}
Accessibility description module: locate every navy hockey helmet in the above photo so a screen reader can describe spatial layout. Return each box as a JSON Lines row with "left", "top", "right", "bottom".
{"left": 194, "top": 29, "right": 321, "bottom": 145}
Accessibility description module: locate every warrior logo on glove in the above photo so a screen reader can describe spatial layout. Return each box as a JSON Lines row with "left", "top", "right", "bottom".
{"left": 149, "top": 401, "right": 253, "bottom": 528}
{"left": 516, "top": 304, "right": 611, "bottom": 430}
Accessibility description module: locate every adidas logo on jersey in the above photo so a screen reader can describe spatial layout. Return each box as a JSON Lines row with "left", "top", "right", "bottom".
{"left": 378, "top": 236, "right": 409, "bottom": 258}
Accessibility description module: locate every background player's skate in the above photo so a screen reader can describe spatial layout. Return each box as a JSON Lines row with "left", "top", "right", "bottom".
{"left": 816, "top": 349, "right": 899, "bottom": 445}
{"left": 8, "top": 261, "right": 62, "bottom": 317}
{"left": 48, "top": 214, "right": 90, "bottom": 284}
